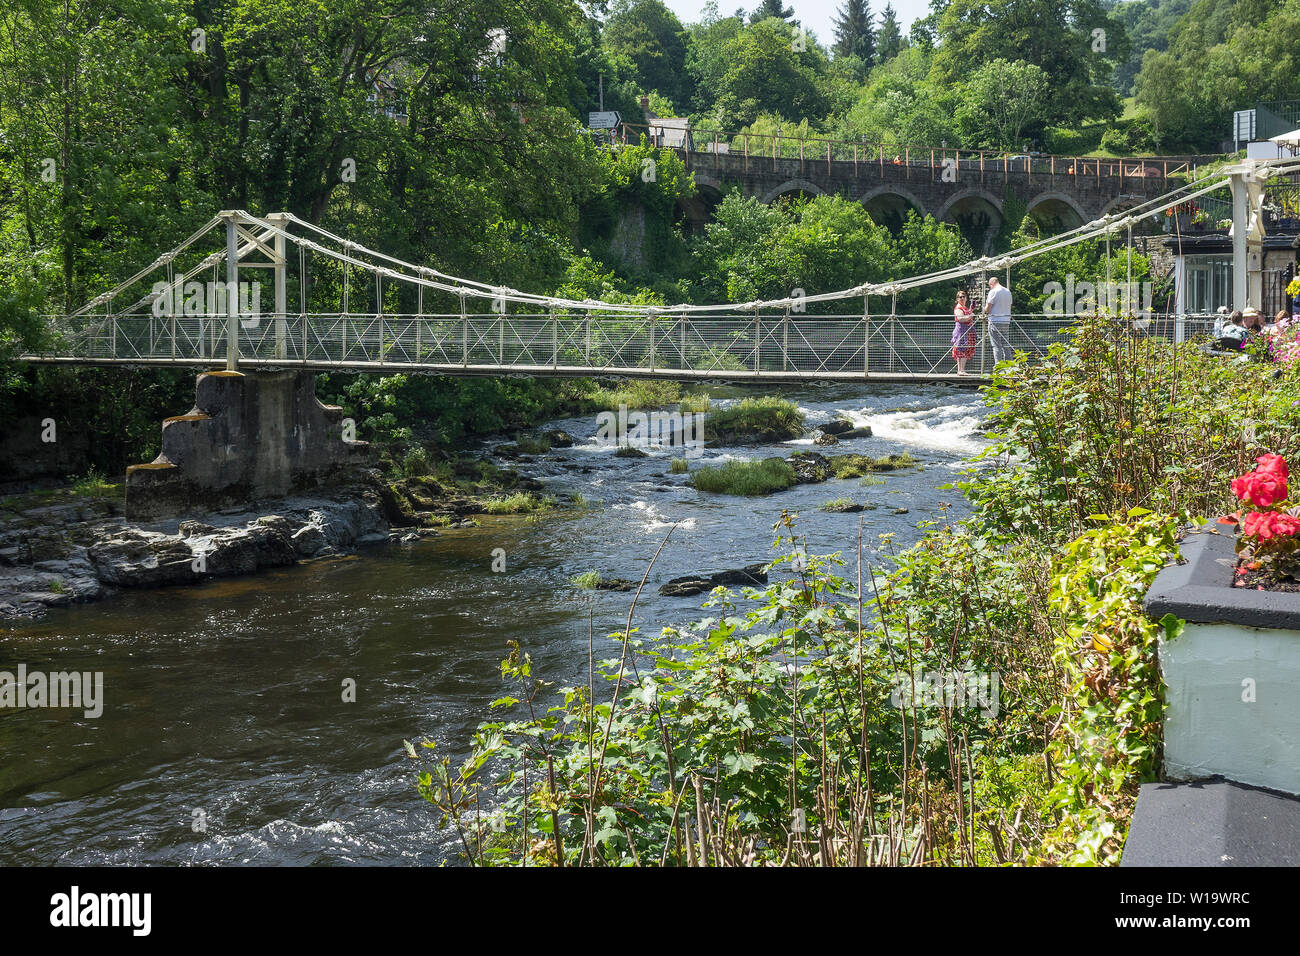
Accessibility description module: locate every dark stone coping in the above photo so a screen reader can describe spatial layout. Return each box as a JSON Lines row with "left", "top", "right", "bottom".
{"left": 1143, "top": 525, "right": 1300, "bottom": 631}
{"left": 1122, "top": 778, "right": 1300, "bottom": 867}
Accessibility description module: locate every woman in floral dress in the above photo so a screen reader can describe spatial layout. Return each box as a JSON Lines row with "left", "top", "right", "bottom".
{"left": 952, "top": 290, "right": 976, "bottom": 374}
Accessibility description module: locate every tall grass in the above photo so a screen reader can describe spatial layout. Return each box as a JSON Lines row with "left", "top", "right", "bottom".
{"left": 689, "top": 458, "right": 796, "bottom": 495}
{"left": 704, "top": 397, "right": 805, "bottom": 443}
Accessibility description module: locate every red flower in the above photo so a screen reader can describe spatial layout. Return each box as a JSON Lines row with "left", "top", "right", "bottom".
{"left": 1275, "top": 513, "right": 1300, "bottom": 537}
{"left": 1243, "top": 511, "right": 1300, "bottom": 540}
{"left": 1256, "top": 454, "right": 1290, "bottom": 481}
{"left": 1232, "top": 471, "right": 1289, "bottom": 507}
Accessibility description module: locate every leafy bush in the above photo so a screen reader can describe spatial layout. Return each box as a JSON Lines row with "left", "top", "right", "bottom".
{"left": 1039, "top": 511, "right": 1180, "bottom": 864}
{"left": 689, "top": 458, "right": 797, "bottom": 495}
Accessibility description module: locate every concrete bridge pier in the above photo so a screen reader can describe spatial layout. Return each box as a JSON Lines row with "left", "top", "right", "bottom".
{"left": 125, "top": 370, "right": 369, "bottom": 520}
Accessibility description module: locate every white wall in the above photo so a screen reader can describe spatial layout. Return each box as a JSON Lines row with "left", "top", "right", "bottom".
{"left": 1160, "top": 621, "right": 1300, "bottom": 795}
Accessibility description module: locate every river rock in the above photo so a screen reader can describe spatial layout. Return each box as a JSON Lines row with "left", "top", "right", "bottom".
{"left": 595, "top": 577, "right": 638, "bottom": 592}
{"left": 544, "top": 430, "right": 576, "bottom": 448}
{"left": 291, "top": 524, "right": 330, "bottom": 556}
{"left": 614, "top": 445, "right": 648, "bottom": 459}
{"left": 659, "top": 563, "right": 768, "bottom": 596}
{"left": 891, "top": 507, "right": 910, "bottom": 515}
{"left": 89, "top": 531, "right": 198, "bottom": 587}
{"left": 823, "top": 501, "right": 867, "bottom": 513}
{"left": 659, "top": 576, "right": 714, "bottom": 597}
{"left": 814, "top": 432, "right": 839, "bottom": 446}
{"left": 840, "top": 426, "right": 873, "bottom": 439}
{"left": 709, "top": 563, "right": 768, "bottom": 586}
{"left": 788, "top": 452, "right": 832, "bottom": 484}
{"left": 820, "top": 418, "right": 856, "bottom": 436}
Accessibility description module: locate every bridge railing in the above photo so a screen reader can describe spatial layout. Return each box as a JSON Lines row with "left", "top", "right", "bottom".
{"left": 618, "top": 122, "right": 1194, "bottom": 182}
{"left": 31, "top": 312, "right": 1219, "bottom": 379}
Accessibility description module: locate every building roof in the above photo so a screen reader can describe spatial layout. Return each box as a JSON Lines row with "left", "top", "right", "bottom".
{"left": 1163, "top": 232, "right": 1300, "bottom": 252}
{"left": 648, "top": 117, "right": 690, "bottom": 149}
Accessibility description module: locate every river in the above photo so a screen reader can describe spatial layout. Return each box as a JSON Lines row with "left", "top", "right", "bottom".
{"left": 0, "top": 382, "right": 988, "bottom": 865}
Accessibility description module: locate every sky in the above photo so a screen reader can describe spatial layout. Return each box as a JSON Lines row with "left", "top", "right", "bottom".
{"left": 658, "top": 0, "right": 933, "bottom": 48}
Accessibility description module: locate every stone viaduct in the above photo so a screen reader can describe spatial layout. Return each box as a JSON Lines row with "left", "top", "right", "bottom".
{"left": 669, "top": 144, "right": 1206, "bottom": 251}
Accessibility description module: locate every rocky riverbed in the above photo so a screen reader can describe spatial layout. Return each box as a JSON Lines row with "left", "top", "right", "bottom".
{"left": 0, "top": 477, "right": 400, "bottom": 620}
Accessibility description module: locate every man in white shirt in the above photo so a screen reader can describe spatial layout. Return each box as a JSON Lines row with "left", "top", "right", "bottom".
{"left": 984, "top": 276, "right": 1013, "bottom": 364}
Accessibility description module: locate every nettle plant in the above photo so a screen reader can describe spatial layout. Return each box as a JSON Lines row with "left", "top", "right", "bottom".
{"left": 1231, "top": 453, "right": 1300, "bottom": 578}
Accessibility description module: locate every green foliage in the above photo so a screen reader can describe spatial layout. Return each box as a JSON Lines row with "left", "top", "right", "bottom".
{"left": 603, "top": 0, "right": 692, "bottom": 107}
{"left": 966, "top": 314, "right": 1297, "bottom": 539}
{"left": 1041, "top": 511, "right": 1181, "bottom": 864}
{"left": 930, "top": 0, "right": 1125, "bottom": 135}
{"left": 828, "top": 451, "right": 915, "bottom": 478}
{"left": 570, "top": 570, "right": 603, "bottom": 589}
{"left": 482, "top": 493, "right": 555, "bottom": 515}
{"left": 832, "top": 0, "right": 876, "bottom": 72}
{"left": 1133, "top": 0, "right": 1300, "bottom": 150}
{"left": 669, "top": 457, "right": 690, "bottom": 473}
{"left": 710, "top": 17, "right": 831, "bottom": 128}
{"left": 689, "top": 457, "right": 797, "bottom": 494}
{"left": 703, "top": 396, "right": 805, "bottom": 443}
{"left": 70, "top": 468, "right": 120, "bottom": 498}
{"left": 955, "top": 59, "right": 1052, "bottom": 151}
{"left": 678, "top": 393, "right": 711, "bottom": 414}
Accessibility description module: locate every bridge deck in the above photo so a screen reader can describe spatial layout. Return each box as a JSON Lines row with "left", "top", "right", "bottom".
{"left": 23, "top": 313, "right": 1214, "bottom": 385}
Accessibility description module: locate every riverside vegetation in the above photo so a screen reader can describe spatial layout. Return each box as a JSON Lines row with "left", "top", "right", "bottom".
{"left": 413, "top": 314, "right": 1300, "bottom": 866}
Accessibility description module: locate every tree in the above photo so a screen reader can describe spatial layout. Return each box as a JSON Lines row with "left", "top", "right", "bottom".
{"left": 602, "top": 0, "right": 691, "bottom": 106}
{"left": 684, "top": 3, "right": 745, "bottom": 113}
{"left": 929, "top": 0, "right": 1125, "bottom": 130}
{"left": 956, "top": 59, "right": 1052, "bottom": 150}
{"left": 749, "top": 0, "right": 793, "bottom": 23}
{"left": 835, "top": 49, "right": 958, "bottom": 146}
{"left": 1133, "top": 0, "right": 1300, "bottom": 150}
{"left": 712, "top": 18, "right": 832, "bottom": 128}
{"left": 876, "top": 2, "right": 904, "bottom": 61}
{"left": 833, "top": 0, "right": 876, "bottom": 67}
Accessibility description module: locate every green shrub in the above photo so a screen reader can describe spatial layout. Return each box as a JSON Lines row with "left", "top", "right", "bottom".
{"left": 669, "top": 458, "right": 690, "bottom": 474}
{"left": 482, "top": 493, "right": 553, "bottom": 514}
{"left": 570, "top": 570, "right": 602, "bottom": 590}
{"left": 679, "top": 393, "right": 711, "bottom": 414}
{"left": 704, "top": 397, "right": 805, "bottom": 444}
{"left": 70, "top": 469, "right": 120, "bottom": 498}
{"left": 585, "top": 380, "right": 684, "bottom": 411}
{"left": 829, "top": 451, "right": 915, "bottom": 478}
{"left": 402, "top": 446, "right": 431, "bottom": 477}
{"left": 514, "top": 435, "right": 551, "bottom": 455}
{"left": 690, "top": 458, "right": 797, "bottom": 495}
{"left": 1039, "top": 511, "right": 1180, "bottom": 865}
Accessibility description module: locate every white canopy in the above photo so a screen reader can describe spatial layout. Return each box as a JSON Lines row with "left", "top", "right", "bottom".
{"left": 1269, "top": 128, "right": 1300, "bottom": 147}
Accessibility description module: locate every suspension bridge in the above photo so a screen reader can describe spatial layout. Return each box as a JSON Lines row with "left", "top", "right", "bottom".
{"left": 19, "top": 158, "right": 1294, "bottom": 385}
